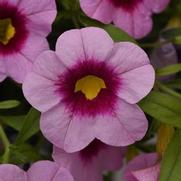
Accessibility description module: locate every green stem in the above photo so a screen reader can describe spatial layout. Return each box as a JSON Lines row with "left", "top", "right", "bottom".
{"left": 156, "top": 81, "right": 181, "bottom": 99}
{"left": 0, "top": 124, "right": 10, "bottom": 163}
{"left": 72, "top": 16, "right": 80, "bottom": 28}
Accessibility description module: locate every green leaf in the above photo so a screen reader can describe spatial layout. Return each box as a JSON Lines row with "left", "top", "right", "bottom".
{"left": 9, "top": 143, "right": 41, "bottom": 164}
{"left": 0, "top": 100, "right": 20, "bottom": 109}
{"left": 15, "top": 108, "right": 40, "bottom": 143}
{"left": 0, "top": 115, "right": 25, "bottom": 131}
{"left": 160, "top": 130, "right": 181, "bottom": 181}
{"left": 79, "top": 15, "right": 136, "bottom": 43}
{"left": 139, "top": 91, "right": 181, "bottom": 127}
{"left": 166, "top": 79, "right": 181, "bottom": 90}
{"left": 156, "top": 64, "right": 181, "bottom": 76}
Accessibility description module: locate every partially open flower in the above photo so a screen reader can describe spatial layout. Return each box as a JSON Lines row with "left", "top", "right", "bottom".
{"left": 124, "top": 153, "right": 160, "bottom": 181}
{"left": 53, "top": 140, "right": 126, "bottom": 181}
{"left": 79, "top": 0, "right": 170, "bottom": 39}
{"left": 0, "top": 0, "right": 56, "bottom": 83}
{"left": 23, "top": 27, "right": 155, "bottom": 152}
{"left": 0, "top": 161, "right": 74, "bottom": 181}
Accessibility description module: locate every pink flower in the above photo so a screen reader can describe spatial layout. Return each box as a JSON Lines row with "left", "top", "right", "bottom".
{"left": 0, "top": 161, "right": 74, "bottom": 181}
{"left": 79, "top": 0, "right": 170, "bottom": 39}
{"left": 53, "top": 140, "right": 126, "bottom": 181}
{"left": 124, "top": 153, "right": 160, "bottom": 181}
{"left": 0, "top": 0, "right": 56, "bottom": 83}
{"left": 23, "top": 27, "right": 155, "bottom": 152}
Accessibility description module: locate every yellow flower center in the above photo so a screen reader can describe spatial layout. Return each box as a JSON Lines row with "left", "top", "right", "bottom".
{"left": 75, "top": 75, "right": 106, "bottom": 100}
{"left": 0, "top": 18, "right": 16, "bottom": 45}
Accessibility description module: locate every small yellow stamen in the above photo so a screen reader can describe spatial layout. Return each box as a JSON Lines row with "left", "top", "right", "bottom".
{"left": 0, "top": 18, "right": 16, "bottom": 45}
{"left": 75, "top": 75, "right": 106, "bottom": 100}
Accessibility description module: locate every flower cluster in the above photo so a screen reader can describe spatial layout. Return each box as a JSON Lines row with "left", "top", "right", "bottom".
{"left": 0, "top": 0, "right": 173, "bottom": 180}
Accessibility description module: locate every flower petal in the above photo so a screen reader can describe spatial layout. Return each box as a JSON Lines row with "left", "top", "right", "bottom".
{"left": 20, "top": 33, "right": 49, "bottom": 63}
{"left": 124, "top": 153, "right": 160, "bottom": 181}
{"left": 95, "top": 98, "right": 148, "bottom": 146}
{"left": 108, "top": 42, "right": 150, "bottom": 72}
{"left": 118, "top": 64, "right": 155, "bottom": 104}
{"left": 18, "top": 0, "right": 56, "bottom": 16}
{"left": 53, "top": 168, "right": 74, "bottom": 181}
{"left": 56, "top": 27, "right": 113, "bottom": 67}
{"left": 98, "top": 146, "right": 126, "bottom": 171}
{"left": 113, "top": 4, "right": 152, "bottom": 39}
{"left": 132, "top": 164, "right": 160, "bottom": 181}
{"left": 5, "top": 53, "right": 32, "bottom": 83}
{"left": 40, "top": 104, "right": 96, "bottom": 152}
{"left": 132, "top": 5, "right": 153, "bottom": 39}
{"left": 0, "top": 60, "right": 7, "bottom": 82}
{"left": 80, "top": 0, "right": 115, "bottom": 24}
{"left": 27, "top": 161, "right": 58, "bottom": 180}
{"left": 0, "top": 164, "right": 26, "bottom": 181}
{"left": 144, "top": 0, "right": 170, "bottom": 13}
{"left": 53, "top": 146, "right": 103, "bottom": 181}
{"left": 22, "top": 50, "right": 67, "bottom": 112}
{"left": 23, "top": 75, "right": 60, "bottom": 112}
{"left": 27, "top": 161, "right": 73, "bottom": 181}
{"left": 26, "top": 10, "right": 56, "bottom": 36}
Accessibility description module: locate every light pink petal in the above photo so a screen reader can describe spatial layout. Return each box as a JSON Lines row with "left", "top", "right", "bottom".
{"left": 63, "top": 114, "right": 96, "bottom": 153}
{"left": 53, "top": 168, "right": 74, "bottom": 181}
{"left": 113, "top": 9, "right": 134, "bottom": 37}
{"left": 108, "top": 42, "right": 155, "bottom": 104}
{"left": 18, "top": 0, "right": 56, "bottom": 16}
{"left": 18, "top": 0, "right": 56, "bottom": 36}
{"left": 95, "top": 99, "right": 148, "bottom": 146}
{"left": 118, "top": 64, "right": 155, "bottom": 104}
{"left": 124, "top": 153, "right": 160, "bottom": 181}
{"left": 27, "top": 161, "right": 58, "bottom": 181}
{"left": 132, "top": 164, "right": 160, "bottom": 181}
{"left": 20, "top": 33, "right": 49, "bottom": 63}
{"left": 26, "top": 11, "right": 56, "bottom": 36}
{"left": 53, "top": 146, "right": 103, "bottom": 181}
{"left": 98, "top": 146, "right": 126, "bottom": 171}
{"left": 56, "top": 27, "right": 113, "bottom": 67}
{"left": 32, "top": 50, "right": 66, "bottom": 81}
{"left": 28, "top": 161, "right": 73, "bottom": 181}
{"left": 0, "top": 60, "right": 7, "bottom": 82}
{"left": 5, "top": 53, "right": 32, "bottom": 83}
{"left": 41, "top": 104, "right": 96, "bottom": 152}
{"left": 0, "top": 164, "right": 26, "bottom": 181}
{"left": 113, "top": 4, "right": 152, "bottom": 39}
{"left": 23, "top": 72, "right": 60, "bottom": 112}
{"left": 132, "top": 5, "right": 153, "bottom": 39}
{"left": 22, "top": 51, "right": 66, "bottom": 112}
{"left": 144, "top": 0, "right": 170, "bottom": 13}
{"left": 108, "top": 42, "right": 150, "bottom": 72}
{"left": 0, "top": 0, "right": 19, "bottom": 5}
{"left": 80, "top": 0, "right": 115, "bottom": 24}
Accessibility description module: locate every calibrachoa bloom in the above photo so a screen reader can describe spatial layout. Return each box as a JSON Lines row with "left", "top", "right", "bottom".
{"left": 0, "top": 161, "right": 74, "bottom": 181}
{"left": 0, "top": 0, "right": 56, "bottom": 83}
{"left": 53, "top": 140, "right": 126, "bottom": 181}
{"left": 79, "top": 0, "right": 170, "bottom": 39}
{"left": 124, "top": 153, "right": 160, "bottom": 181}
{"left": 23, "top": 27, "right": 155, "bottom": 152}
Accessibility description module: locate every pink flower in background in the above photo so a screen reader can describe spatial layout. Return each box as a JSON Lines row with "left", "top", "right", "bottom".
{"left": 124, "top": 153, "right": 160, "bottom": 181}
{"left": 79, "top": 0, "right": 170, "bottom": 39}
{"left": 53, "top": 140, "right": 126, "bottom": 181}
{"left": 23, "top": 27, "right": 155, "bottom": 152}
{"left": 0, "top": 0, "right": 56, "bottom": 83}
{"left": 0, "top": 161, "right": 74, "bottom": 181}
